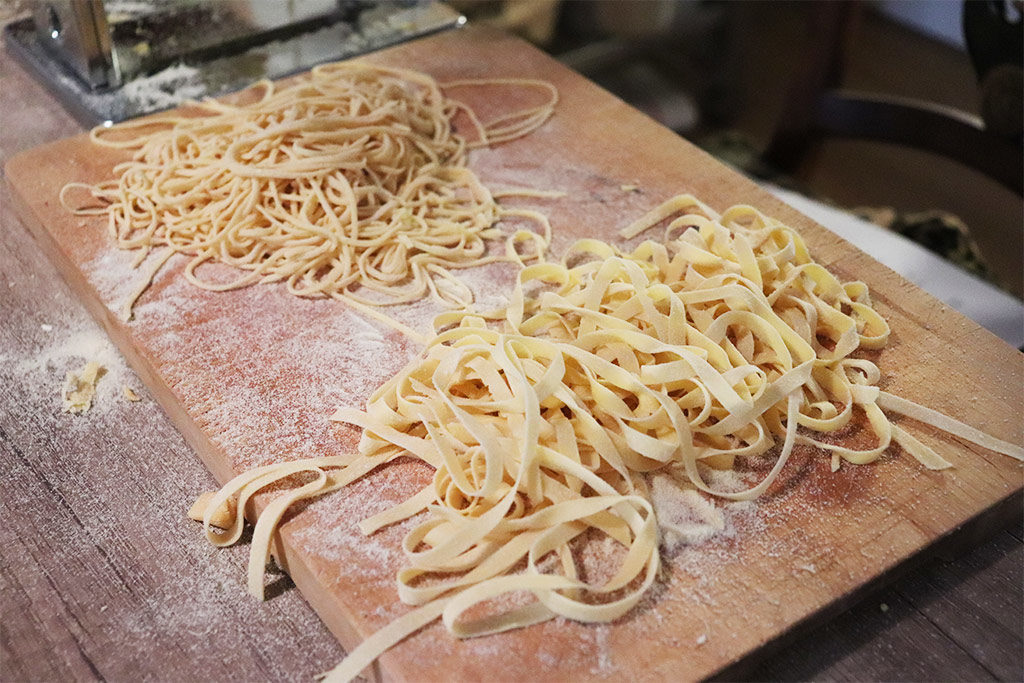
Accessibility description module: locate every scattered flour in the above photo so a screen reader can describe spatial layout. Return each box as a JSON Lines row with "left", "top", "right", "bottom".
{"left": 591, "top": 624, "right": 613, "bottom": 675}
{"left": 648, "top": 465, "right": 761, "bottom": 554}
{"left": 12, "top": 322, "right": 135, "bottom": 418}
{"left": 121, "top": 63, "right": 205, "bottom": 113}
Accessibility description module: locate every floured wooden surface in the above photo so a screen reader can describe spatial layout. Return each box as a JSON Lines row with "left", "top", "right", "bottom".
{"left": 6, "top": 26, "right": 1022, "bottom": 682}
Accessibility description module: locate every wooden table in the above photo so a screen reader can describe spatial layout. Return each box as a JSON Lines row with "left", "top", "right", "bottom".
{"left": 2, "top": 27, "right": 1021, "bottom": 682}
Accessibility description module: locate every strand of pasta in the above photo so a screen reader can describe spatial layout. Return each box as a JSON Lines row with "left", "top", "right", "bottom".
{"left": 195, "top": 195, "right": 1021, "bottom": 682}
{"left": 441, "top": 78, "right": 560, "bottom": 147}
{"left": 61, "top": 63, "right": 558, "bottom": 324}
{"left": 120, "top": 247, "right": 175, "bottom": 321}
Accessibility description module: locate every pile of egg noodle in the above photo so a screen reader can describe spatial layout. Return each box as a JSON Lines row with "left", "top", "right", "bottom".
{"left": 61, "top": 62, "right": 558, "bottom": 331}
{"left": 197, "top": 195, "right": 1023, "bottom": 681}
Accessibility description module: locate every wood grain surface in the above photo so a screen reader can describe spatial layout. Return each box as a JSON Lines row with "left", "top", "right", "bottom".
{"left": 3, "top": 25, "right": 1022, "bottom": 682}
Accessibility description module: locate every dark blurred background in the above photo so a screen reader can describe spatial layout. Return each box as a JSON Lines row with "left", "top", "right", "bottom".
{"left": 452, "top": 0, "right": 1024, "bottom": 298}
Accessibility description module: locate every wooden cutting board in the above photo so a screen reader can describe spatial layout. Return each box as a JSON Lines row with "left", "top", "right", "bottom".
{"left": 6, "top": 26, "right": 1022, "bottom": 682}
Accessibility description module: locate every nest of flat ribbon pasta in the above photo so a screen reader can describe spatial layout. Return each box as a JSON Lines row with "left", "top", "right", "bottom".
{"left": 61, "top": 62, "right": 558, "bottom": 325}
{"left": 196, "top": 195, "right": 1022, "bottom": 682}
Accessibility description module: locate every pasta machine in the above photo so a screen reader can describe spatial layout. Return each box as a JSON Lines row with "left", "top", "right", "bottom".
{"left": 4, "top": 0, "right": 463, "bottom": 124}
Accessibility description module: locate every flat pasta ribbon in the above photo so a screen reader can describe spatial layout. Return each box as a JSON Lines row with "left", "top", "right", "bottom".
{"left": 194, "top": 195, "right": 1023, "bottom": 682}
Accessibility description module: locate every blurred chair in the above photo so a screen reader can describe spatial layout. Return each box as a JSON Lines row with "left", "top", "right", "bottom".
{"left": 762, "top": 0, "right": 1023, "bottom": 196}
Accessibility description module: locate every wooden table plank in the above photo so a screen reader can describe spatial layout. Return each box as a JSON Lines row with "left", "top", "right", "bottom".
{"left": 898, "top": 531, "right": 1023, "bottom": 680}
{"left": 748, "top": 528, "right": 1022, "bottom": 681}
{"left": 0, "top": 192, "right": 346, "bottom": 682}
{"left": 2, "top": 23, "right": 1021, "bottom": 682}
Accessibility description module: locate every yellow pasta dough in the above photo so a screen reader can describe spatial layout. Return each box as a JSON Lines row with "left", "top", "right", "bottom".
{"left": 198, "top": 195, "right": 1022, "bottom": 681}
{"left": 61, "top": 361, "right": 106, "bottom": 414}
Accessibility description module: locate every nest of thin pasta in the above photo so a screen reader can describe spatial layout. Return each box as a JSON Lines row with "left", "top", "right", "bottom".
{"left": 63, "top": 63, "right": 557, "bottom": 319}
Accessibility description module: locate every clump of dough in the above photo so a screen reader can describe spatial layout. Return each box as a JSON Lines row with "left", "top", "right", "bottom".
{"left": 61, "top": 361, "right": 106, "bottom": 414}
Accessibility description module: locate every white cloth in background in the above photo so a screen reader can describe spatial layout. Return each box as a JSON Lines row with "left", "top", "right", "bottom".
{"left": 765, "top": 184, "right": 1024, "bottom": 348}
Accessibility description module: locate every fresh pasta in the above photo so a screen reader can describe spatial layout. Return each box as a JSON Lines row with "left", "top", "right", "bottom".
{"left": 195, "top": 195, "right": 1023, "bottom": 682}
{"left": 61, "top": 63, "right": 558, "bottom": 322}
